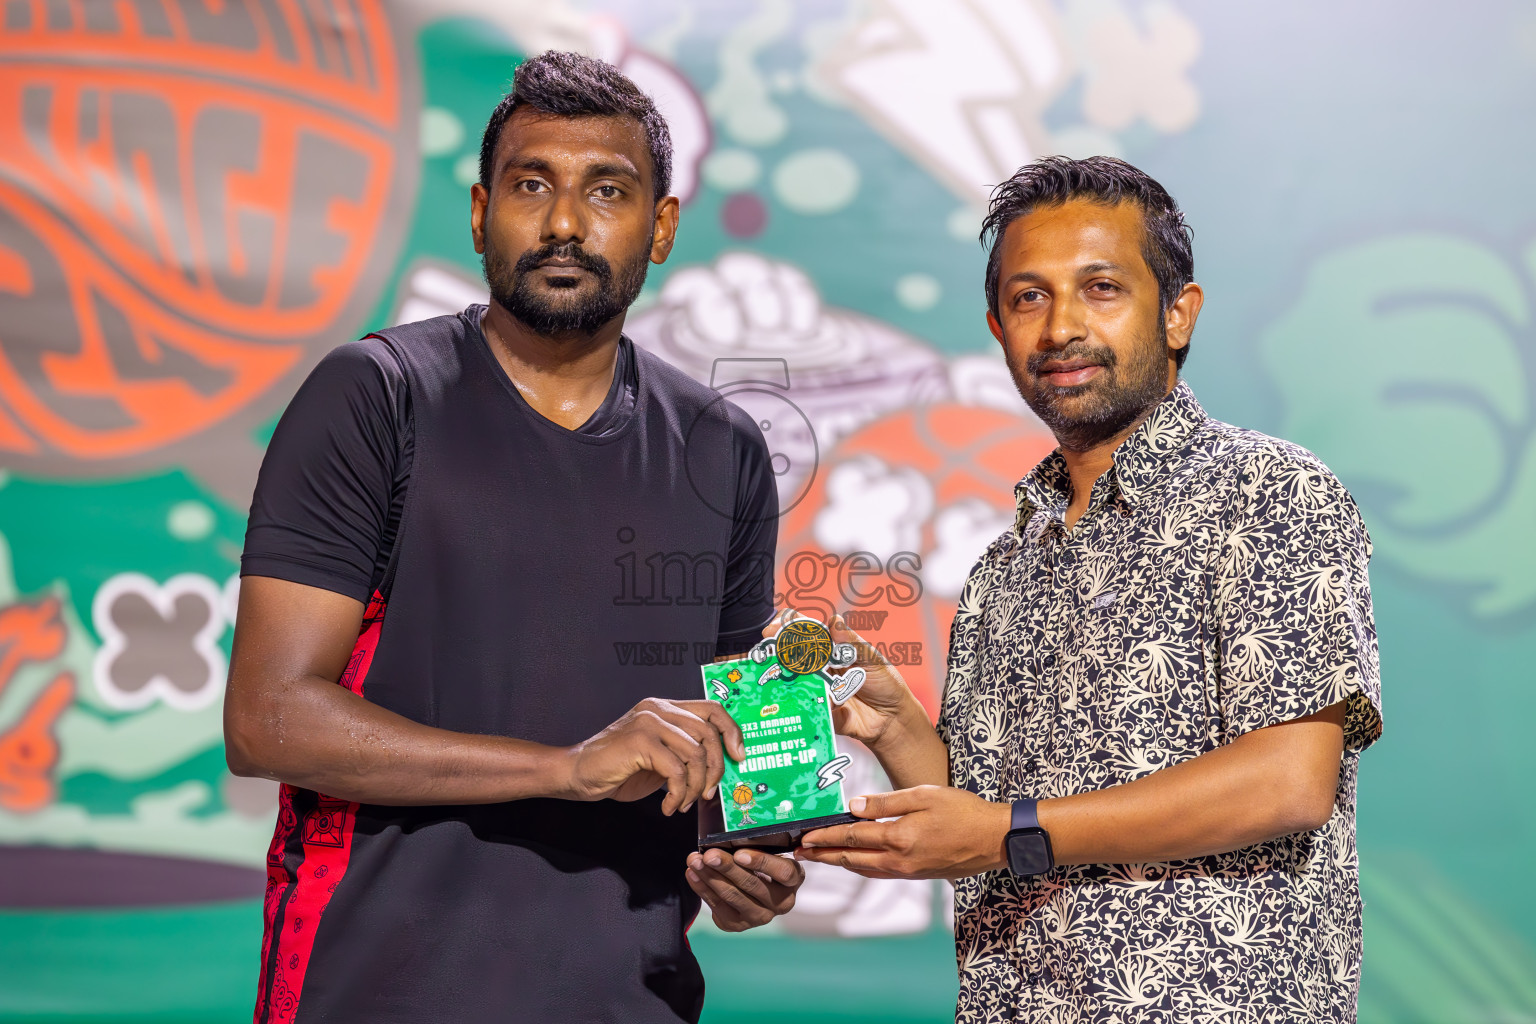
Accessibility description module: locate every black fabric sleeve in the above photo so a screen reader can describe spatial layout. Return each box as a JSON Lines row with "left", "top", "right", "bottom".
{"left": 241, "top": 338, "right": 409, "bottom": 604}
{"left": 716, "top": 401, "right": 778, "bottom": 656}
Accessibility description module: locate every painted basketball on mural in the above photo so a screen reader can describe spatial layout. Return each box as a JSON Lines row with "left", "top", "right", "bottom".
{"left": 0, "top": 0, "right": 417, "bottom": 503}
{"left": 778, "top": 403, "right": 1056, "bottom": 716}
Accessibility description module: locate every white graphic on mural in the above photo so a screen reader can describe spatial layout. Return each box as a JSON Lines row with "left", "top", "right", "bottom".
{"left": 0, "top": 527, "right": 272, "bottom": 860}
{"left": 589, "top": 16, "right": 712, "bottom": 203}
{"left": 220, "top": 574, "right": 241, "bottom": 630}
{"left": 1073, "top": 1, "right": 1201, "bottom": 132}
{"left": 817, "top": 0, "right": 1070, "bottom": 204}
{"left": 92, "top": 574, "right": 227, "bottom": 712}
{"left": 814, "top": 457, "right": 934, "bottom": 562}
{"left": 817, "top": 0, "right": 1202, "bottom": 204}
{"left": 626, "top": 252, "right": 950, "bottom": 503}
{"left": 948, "top": 351, "right": 1037, "bottom": 414}
{"left": 706, "top": 0, "right": 793, "bottom": 147}
{"left": 221, "top": 772, "right": 280, "bottom": 820}
{"left": 927, "top": 499, "right": 1019, "bottom": 599}
{"left": 392, "top": 260, "right": 490, "bottom": 328}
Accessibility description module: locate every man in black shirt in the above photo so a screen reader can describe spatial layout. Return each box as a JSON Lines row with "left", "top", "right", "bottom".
{"left": 225, "top": 52, "right": 797, "bottom": 1023}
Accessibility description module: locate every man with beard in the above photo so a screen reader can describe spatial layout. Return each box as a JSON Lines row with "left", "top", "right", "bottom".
{"left": 794, "top": 156, "right": 1383, "bottom": 1023}
{"left": 225, "top": 52, "right": 800, "bottom": 1024}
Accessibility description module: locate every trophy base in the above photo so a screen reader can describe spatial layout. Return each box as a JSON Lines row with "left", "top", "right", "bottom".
{"left": 698, "top": 811, "right": 860, "bottom": 852}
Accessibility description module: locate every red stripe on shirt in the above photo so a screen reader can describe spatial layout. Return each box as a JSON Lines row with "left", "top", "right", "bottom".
{"left": 254, "top": 592, "right": 386, "bottom": 1024}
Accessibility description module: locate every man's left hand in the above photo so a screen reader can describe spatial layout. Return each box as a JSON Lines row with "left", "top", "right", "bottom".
{"left": 795, "top": 785, "right": 1011, "bottom": 880}
{"left": 686, "top": 848, "right": 804, "bottom": 932}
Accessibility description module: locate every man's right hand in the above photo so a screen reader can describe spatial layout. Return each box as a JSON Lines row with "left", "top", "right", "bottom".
{"left": 760, "top": 611, "right": 915, "bottom": 748}
{"left": 563, "top": 699, "right": 748, "bottom": 815}
{"left": 826, "top": 614, "right": 921, "bottom": 747}
{"left": 757, "top": 610, "right": 946, "bottom": 790}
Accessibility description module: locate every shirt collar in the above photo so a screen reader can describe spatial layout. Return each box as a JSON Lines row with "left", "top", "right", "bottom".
{"left": 1014, "top": 381, "right": 1209, "bottom": 531}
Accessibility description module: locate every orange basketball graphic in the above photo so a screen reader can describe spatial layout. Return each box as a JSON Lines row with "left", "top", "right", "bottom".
{"left": 775, "top": 618, "right": 833, "bottom": 675}
{"left": 0, "top": 1, "right": 417, "bottom": 502}
{"left": 778, "top": 403, "right": 1056, "bottom": 717}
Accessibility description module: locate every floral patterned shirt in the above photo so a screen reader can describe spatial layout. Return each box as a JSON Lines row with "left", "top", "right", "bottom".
{"left": 938, "top": 382, "right": 1383, "bottom": 1024}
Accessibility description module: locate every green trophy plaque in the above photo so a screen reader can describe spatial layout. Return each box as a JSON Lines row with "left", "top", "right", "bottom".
{"left": 698, "top": 617, "right": 867, "bottom": 850}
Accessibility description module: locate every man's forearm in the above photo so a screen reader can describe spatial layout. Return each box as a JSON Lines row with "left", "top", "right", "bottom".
{"left": 799, "top": 703, "right": 1348, "bottom": 880}
{"left": 1035, "top": 702, "right": 1346, "bottom": 866}
{"left": 226, "top": 673, "right": 575, "bottom": 805}
{"left": 866, "top": 695, "right": 950, "bottom": 790}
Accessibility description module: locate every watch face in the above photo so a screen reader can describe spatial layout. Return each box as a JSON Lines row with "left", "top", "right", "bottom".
{"left": 1008, "top": 830, "right": 1053, "bottom": 876}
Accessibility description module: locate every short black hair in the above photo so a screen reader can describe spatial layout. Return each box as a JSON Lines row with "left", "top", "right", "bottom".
{"left": 478, "top": 50, "right": 673, "bottom": 203}
{"left": 981, "top": 155, "right": 1196, "bottom": 368}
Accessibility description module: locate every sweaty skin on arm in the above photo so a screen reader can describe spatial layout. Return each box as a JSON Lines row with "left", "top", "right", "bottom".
{"left": 224, "top": 575, "right": 745, "bottom": 814}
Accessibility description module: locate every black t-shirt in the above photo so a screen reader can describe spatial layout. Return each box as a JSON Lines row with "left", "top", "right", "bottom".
{"left": 243, "top": 326, "right": 774, "bottom": 652}
{"left": 241, "top": 307, "right": 778, "bottom": 1024}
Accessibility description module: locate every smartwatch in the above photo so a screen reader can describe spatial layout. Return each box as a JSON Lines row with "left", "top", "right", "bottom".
{"left": 1005, "top": 797, "right": 1055, "bottom": 877}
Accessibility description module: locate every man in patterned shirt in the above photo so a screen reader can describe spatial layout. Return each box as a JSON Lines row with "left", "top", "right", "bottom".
{"left": 795, "top": 156, "right": 1383, "bottom": 1022}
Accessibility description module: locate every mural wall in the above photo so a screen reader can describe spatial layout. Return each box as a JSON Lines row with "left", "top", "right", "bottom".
{"left": 2, "top": 2, "right": 1534, "bottom": 1021}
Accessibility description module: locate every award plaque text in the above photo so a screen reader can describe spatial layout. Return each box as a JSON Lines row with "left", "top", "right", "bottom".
{"left": 698, "top": 618, "right": 864, "bottom": 850}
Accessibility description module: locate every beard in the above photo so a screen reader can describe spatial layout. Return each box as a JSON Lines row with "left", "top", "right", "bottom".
{"left": 1005, "top": 318, "right": 1172, "bottom": 453}
{"left": 483, "top": 236, "right": 651, "bottom": 337}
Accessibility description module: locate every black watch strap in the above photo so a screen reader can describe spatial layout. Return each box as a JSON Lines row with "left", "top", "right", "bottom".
{"left": 1011, "top": 796, "right": 1041, "bottom": 832}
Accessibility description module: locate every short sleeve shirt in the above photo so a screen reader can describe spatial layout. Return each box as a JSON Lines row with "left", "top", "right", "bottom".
{"left": 937, "top": 382, "right": 1383, "bottom": 1024}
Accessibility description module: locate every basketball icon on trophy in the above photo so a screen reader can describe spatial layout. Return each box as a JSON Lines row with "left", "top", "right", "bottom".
{"left": 747, "top": 618, "right": 865, "bottom": 706}
{"left": 730, "top": 782, "right": 759, "bottom": 827}
{"left": 772, "top": 619, "right": 835, "bottom": 675}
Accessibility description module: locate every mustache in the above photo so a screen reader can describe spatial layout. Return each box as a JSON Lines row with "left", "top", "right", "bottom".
{"left": 512, "top": 241, "right": 612, "bottom": 280}
{"left": 1026, "top": 344, "right": 1116, "bottom": 376}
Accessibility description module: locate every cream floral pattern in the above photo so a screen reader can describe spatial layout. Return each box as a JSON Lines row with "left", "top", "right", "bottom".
{"left": 938, "top": 382, "right": 1383, "bottom": 1023}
